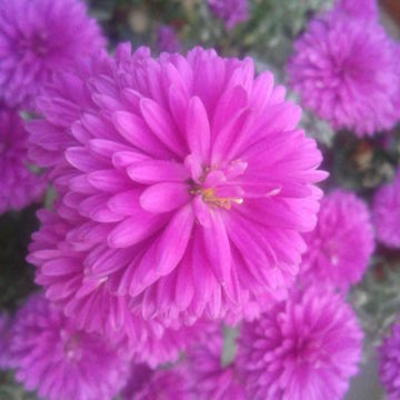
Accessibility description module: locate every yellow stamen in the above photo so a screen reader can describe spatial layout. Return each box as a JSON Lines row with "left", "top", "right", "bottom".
{"left": 190, "top": 187, "right": 243, "bottom": 210}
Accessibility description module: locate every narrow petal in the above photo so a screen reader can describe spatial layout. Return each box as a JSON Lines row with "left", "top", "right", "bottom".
{"left": 185, "top": 96, "right": 211, "bottom": 162}
{"left": 140, "top": 182, "right": 190, "bottom": 213}
{"left": 108, "top": 215, "right": 165, "bottom": 248}
{"left": 129, "top": 205, "right": 194, "bottom": 296}
{"left": 127, "top": 160, "right": 188, "bottom": 184}
{"left": 112, "top": 111, "right": 170, "bottom": 158}
{"left": 140, "top": 98, "right": 185, "bottom": 157}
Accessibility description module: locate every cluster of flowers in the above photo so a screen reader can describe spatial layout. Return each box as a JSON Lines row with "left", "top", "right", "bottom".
{"left": 0, "top": 0, "right": 400, "bottom": 399}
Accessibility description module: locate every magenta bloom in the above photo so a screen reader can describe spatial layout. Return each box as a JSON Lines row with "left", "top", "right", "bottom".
{"left": 301, "top": 190, "right": 375, "bottom": 291}
{"left": 372, "top": 172, "right": 400, "bottom": 248}
{"left": 379, "top": 321, "right": 400, "bottom": 400}
{"left": 122, "top": 364, "right": 191, "bottom": 400}
{"left": 0, "top": 106, "right": 46, "bottom": 214}
{"left": 28, "top": 45, "right": 326, "bottom": 333}
{"left": 237, "top": 287, "right": 363, "bottom": 400}
{"left": 0, "top": 0, "right": 105, "bottom": 109}
{"left": 288, "top": 7, "right": 400, "bottom": 136}
{"left": 208, "top": 0, "right": 249, "bottom": 29}
{"left": 186, "top": 324, "right": 245, "bottom": 399}
{"left": 7, "top": 293, "right": 130, "bottom": 400}
{"left": 157, "top": 25, "right": 181, "bottom": 53}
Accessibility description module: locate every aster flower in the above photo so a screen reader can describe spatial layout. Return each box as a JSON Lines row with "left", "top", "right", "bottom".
{"left": 0, "top": 106, "right": 46, "bottom": 214}
{"left": 372, "top": 171, "right": 400, "bottom": 248}
{"left": 379, "top": 321, "right": 400, "bottom": 400}
{"left": 28, "top": 45, "right": 326, "bottom": 334}
{"left": 237, "top": 287, "right": 363, "bottom": 400}
{"left": 7, "top": 293, "right": 130, "bottom": 400}
{"left": 301, "top": 190, "right": 375, "bottom": 291}
{"left": 122, "top": 363, "right": 192, "bottom": 400}
{"left": 157, "top": 25, "right": 181, "bottom": 53}
{"left": 208, "top": 0, "right": 249, "bottom": 29}
{"left": 29, "top": 210, "right": 209, "bottom": 365}
{"left": 186, "top": 324, "right": 245, "bottom": 399}
{"left": 288, "top": 7, "right": 400, "bottom": 136}
{"left": 0, "top": 0, "right": 105, "bottom": 109}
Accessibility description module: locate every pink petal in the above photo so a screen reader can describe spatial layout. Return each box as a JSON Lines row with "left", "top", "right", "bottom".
{"left": 129, "top": 205, "right": 194, "bottom": 296}
{"left": 87, "top": 170, "right": 130, "bottom": 192}
{"left": 65, "top": 147, "right": 107, "bottom": 172}
{"left": 140, "top": 98, "right": 185, "bottom": 157}
{"left": 202, "top": 211, "right": 232, "bottom": 287}
{"left": 186, "top": 96, "right": 210, "bottom": 162}
{"left": 140, "top": 182, "right": 190, "bottom": 213}
{"left": 112, "top": 111, "right": 170, "bottom": 158}
{"left": 127, "top": 160, "right": 188, "bottom": 184}
{"left": 108, "top": 215, "right": 165, "bottom": 248}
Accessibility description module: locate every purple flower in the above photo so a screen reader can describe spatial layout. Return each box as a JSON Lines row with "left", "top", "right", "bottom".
{"left": 7, "top": 293, "right": 130, "bottom": 400}
{"left": 208, "top": 0, "right": 249, "bottom": 29}
{"left": 301, "top": 190, "right": 375, "bottom": 291}
{"left": 288, "top": 7, "right": 400, "bottom": 136}
{"left": 379, "top": 321, "right": 400, "bottom": 400}
{"left": 186, "top": 324, "right": 245, "bottom": 399}
{"left": 27, "top": 45, "right": 326, "bottom": 333}
{"left": 372, "top": 171, "right": 400, "bottom": 248}
{"left": 0, "top": 0, "right": 105, "bottom": 109}
{"left": 237, "top": 287, "right": 363, "bottom": 400}
{"left": 157, "top": 25, "right": 181, "bottom": 53}
{"left": 0, "top": 106, "right": 46, "bottom": 214}
{"left": 122, "top": 363, "right": 191, "bottom": 400}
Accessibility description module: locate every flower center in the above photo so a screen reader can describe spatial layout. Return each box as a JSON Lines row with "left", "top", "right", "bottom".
{"left": 190, "top": 186, "right": 243, "bottom": 210}
{"left": 186, "top": 159, "right": 247, "bottom": 210}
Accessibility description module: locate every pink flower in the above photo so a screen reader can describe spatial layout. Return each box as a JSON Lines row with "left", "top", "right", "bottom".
{"left": 0, "top": 0, "right": 105, "bottom": 109}
{"left": 237, "top": 287, "right": 363, "bottom": 400}
{"left": 379, "top": 321, "right": 400, "bottom": 400}
{"left": 301, "top": 190, "right": 375, "bottom": 291}
{"left": 122, "top": 363, "right": 192, "bottom": 400}
{"left": 186, "top": 324, "right": 245, "bottom": 399}
{"left": 28, "top": 210, "right": 209, "bottom": 364}
{"left": 0, "top": 106, "right": 46, "bottom": 214}
{"left": 7, "top": 293, "right": 130, "bottom": 400}
{"left": 288, "top": 6, "right": 400, "bottom": 136}
{"left": 28, "top": 45, "right": 326, "bottom": 333}
{"left": 372, "top": 171, "right": 400, "bottom": 248}
{"left": 208, "top": 0, "right": 249, "bottom": 29}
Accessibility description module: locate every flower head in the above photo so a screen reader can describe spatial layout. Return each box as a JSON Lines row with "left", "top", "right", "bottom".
{"left": 0, "top": 106, "right": 46, "bottom": 214}
{"left": 288, "top": 7, "right": 400, "bottom": 136}
{"left": 379, "top": 321, "right": 400, "bottom": 400}
{"left": 0, "top": 0, "right": 105, "bottom": 108}
{"left": 28, "top": 45, "right": 326, "bottom": 334}
{"left": 157, "top": 25, "right": 181, "bottom": 53}
{"left": 301, "top": 190, "right": 374, "bottom": 291}
{"left": 122, "top": 363, "right": 191, "bottom": 400}
{"left": 237, "top": 287, "right": 363, "bottom": 400}
{"left": 7, "top": 293, "right": 130, "bottom": 400}
{"left": 186, "top": 324, "right": 245, "bottom": 399}
{"left": 208, "top": 0, "right": 249, "bottom": 29}
{"left": 372, "top": 171, "right": 400, "bottom": 248}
